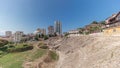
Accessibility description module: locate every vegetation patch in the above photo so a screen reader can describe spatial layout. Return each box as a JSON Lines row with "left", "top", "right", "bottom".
{"left": 0, "top": 49, "right": 48, "bottom": 68}
{"left": 38, "top": 42, "right": 48, "bottom": 49}
{"left": 0, "top": 39, "right": 58, "bottom": 68}
{"left": 48, "top": 51, "right": 59, "bottom": 61}
{"left": 0, "top": 51, "right": 30, "bottom": 68}
{"left": 44, "top": 50, "right": 58, "bottom": 63}
{"left": 30, "top": 49, "right": 47, "bottom": 61}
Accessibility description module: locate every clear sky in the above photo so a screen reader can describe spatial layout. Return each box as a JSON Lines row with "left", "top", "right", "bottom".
{"left": 0, "top": 0, "right": 120, "bottom": 35}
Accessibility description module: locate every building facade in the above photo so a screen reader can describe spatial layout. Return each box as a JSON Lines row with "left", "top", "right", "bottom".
{"left": 48, "top": 26, "right": 54, "bottom": 35}
{"left": 13, "top": 31, "right": 24, "bottom": 43}
{"left": 34, "top": 28, "right": 41, "bottom": 35}
{"left": 68, "top": 30, "right": 80, "bottom": 37}
{"left": 54, "top": 21, "right": 62, "bottom": 35}
{"left": 5, "top": 31, "right": 12, "bottom": 37}
{"left": 104, "top": 11, "right": 120, "bottom": 36}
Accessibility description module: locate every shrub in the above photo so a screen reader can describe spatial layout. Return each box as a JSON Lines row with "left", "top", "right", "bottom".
{"left": 44, "top": 35, "right": 49, "bottom": 40}
{"left": 7, "top": 45, "right": 33, "bottom": 53}
{"left": 64, "top": 33, "right": 69, "bottom": 37}
{"left": 9, "top": 45, "right": 15, "bottom": 48}
{"left": 23, "top": 44, "right": 28, "bottom": 47}
{"left": 39, "top": 45, "right": 48, "bottom": 49}
{"left": 0, "top": 46, "right": 8, "bottom": 51}
{"left": 0, "top": 39, "right": 8, "bottom": 47}
{"left": 0, "top": 51, "right": 4, "bottom": 55}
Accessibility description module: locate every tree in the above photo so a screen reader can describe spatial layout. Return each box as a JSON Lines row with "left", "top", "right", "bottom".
{"left": 77, "top": 28, "right": 84, "bottom": 34}
{"left": 40, "top": 34, "right": 44, "bottom": 38}
{"left": 0, "top": 39, "right": 8, "bottom": 52}
{"left": 34, "top": 34, "right": 39, "bottom": 41}
{"left": 0, "top": 39, "right": 8, "bottom": 47}
{"left": 91, "top": 21, "right": 98, "bottom": 24}
{"left": 44, "top": 35, "right": 49, "bottom": 40}
{"left": 100, "top": 21, "right": 106, "bottom": 25}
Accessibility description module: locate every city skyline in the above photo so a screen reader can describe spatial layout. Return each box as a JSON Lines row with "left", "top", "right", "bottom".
{"left": 0, "top": 0, "right": 120, "bottom": 35}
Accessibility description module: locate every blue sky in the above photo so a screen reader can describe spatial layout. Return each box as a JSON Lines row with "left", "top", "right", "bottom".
{"left": 0, "top": 0, "right": 120, "bottom": 35}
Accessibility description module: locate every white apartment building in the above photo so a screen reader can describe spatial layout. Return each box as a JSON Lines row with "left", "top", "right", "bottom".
{"left": 68, "top": 30, "right": 80, "bottom": 37}
{"left": 5, "top": 31, "right": 12, "bottom": 37}
{"left": 13, "top": 31, "right": 24, "bottom": 43}
{"left": 34, "top": 28, "right": 46, "bottom": 35}
{"left": 34, "top": 28, "right": 41, "bottom": 35}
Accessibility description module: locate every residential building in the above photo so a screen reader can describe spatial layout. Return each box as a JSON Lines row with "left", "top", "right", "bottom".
{"left": 104, "top": 11, "right": 120, "bottom": 36}
{"left": 34, "top": 28, "right": 41, "bottom": 35}
{"left": 48, "top": 26, "right": 54, "bottom": 35}
{"left": 68, "top": 30, "right": 80, "bottom": 37}
{"left": 5, "top": 31, "right": 12, "bottom": 37}
{"left": 13, "top": 31, "right": 24, "bottom": 43}
{"left": 34, "top": 28, "right": 46, "bottom": 35}
{"left": 54, "top": 21, "right": 62, "bottom": 35}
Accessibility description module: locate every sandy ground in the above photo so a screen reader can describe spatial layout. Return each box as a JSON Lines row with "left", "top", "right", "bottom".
{"left": 55, "top": 36, "right": 120, "bottom": 68}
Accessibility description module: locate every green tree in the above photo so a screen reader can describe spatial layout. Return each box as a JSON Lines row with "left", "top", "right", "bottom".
{"left": 35, "top": 34, "right": 39, "bottom": 41}
{"left": 77, "top": 28, "right": 84, "bottom": 34}
{"left": 44, "top": 35, "right": 49, "bottom": 40}
{"left": 0, "top": 39, "right": 8, "bottom": 47}
{"left": 100, "top": 21, "right": 106, "bottom": 25}
{"left": 91, "top": 21, "right": 98, "bottom": 24}
{"left": 40, "top": 34, "right": 44, "bottom": 38}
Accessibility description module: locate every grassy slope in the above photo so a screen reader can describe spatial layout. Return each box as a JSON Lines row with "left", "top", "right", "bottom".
{"left": 0, "top": 49, "right": 47, "bottom": 68}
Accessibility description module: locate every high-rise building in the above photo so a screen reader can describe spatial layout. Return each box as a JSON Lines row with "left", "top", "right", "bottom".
{"left": 54, "top": 21, "right": 62, "bottom": 35}
{"left": 48, "top": 26, "right": 54, "bottom": 35}
{"left": 5, "top": 31, "right": 12, "bottom": 37}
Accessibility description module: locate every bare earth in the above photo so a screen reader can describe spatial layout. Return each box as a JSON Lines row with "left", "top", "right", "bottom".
{"left": 23, "top": 36, "right": 120, "bottom": 68}
{"left": 54, "top": 36, "right": 120, "bottom": 68}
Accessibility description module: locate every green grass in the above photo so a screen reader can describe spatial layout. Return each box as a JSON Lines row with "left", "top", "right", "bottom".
{"left": 49, "top": 51, "right": 59, "bottom": 61}
{"left": 30, "top": 49, "right": 47, "bottom": 61}
{"left": 0, "top": 52, "right": 29, "bottom": 68}
{"left": 0, "top": 49, "right": 47, "bottom": 68}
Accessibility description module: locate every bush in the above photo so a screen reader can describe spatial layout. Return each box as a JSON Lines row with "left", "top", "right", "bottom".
{"left": 9, "top": 45, "right": 15, "bottom": 48}
{"left": 23, "top": 44, "right": 28, "bottom": 47}
{"left": 39, "top": 45, "right": 48, "bottom": 49}
{"left": 44, "top": 35, "right": 49, "bottom": 40}
{"left": 64, "top": 33, "right": 69, "bottom": 37}
{"left": 7, "top": 45, "right": 33, "bottom": 53}
{"left": 0, "top": 39, "right": 8, "bottom": 47}
{"left": 0, "top": 51, "right": 4, "bottom": 55}
{"left": 0, "top": 46, "right": 8, "bottom": 51}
